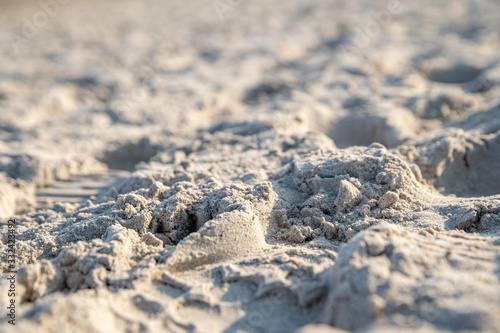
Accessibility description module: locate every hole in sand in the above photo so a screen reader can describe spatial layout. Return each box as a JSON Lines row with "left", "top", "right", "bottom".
{"left": 437, "top": 136, "right": 500, "bottom": 197}
{"left": 99, "top": 138, "right": 162, "bottom": 171}
{"left": 426, "top": 63, "right": 483, "bottom": 84}
{"left": 243, "top": 81, "right": 290, "bottom": 105}
{"left": 328, "top": 109, "right": 417, "bottom": 149}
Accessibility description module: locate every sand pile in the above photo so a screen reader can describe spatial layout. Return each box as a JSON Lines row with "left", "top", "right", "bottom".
{"left": 1, "top": 0, "right": 500, "bottom": 332}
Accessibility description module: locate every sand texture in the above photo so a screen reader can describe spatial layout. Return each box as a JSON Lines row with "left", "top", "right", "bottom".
{"left": 1, "top": 0, "right": 500, "bottom": 332}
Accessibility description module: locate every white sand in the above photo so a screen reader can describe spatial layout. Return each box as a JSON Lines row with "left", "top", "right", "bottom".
{"left": 1, "top": 0, "right": 500, "bottom": 332}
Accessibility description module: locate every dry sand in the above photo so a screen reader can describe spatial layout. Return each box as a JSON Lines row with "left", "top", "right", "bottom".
{"left": 1, "top": 0, "right": 500, "bottom": 332}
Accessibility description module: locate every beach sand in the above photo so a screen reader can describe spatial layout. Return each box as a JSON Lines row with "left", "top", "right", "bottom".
{"left": 1, "top": 0, "right": 500, "bottom": 331}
